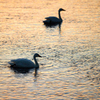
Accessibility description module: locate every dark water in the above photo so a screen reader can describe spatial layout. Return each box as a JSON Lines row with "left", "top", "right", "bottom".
{"left": 0, "top": 0, "right": 100, "bottom": 99}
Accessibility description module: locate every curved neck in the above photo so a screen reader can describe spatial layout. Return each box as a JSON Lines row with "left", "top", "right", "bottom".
{"left": 58, "top": 10, "right": 62, "bottom": 20}
{"left": 34, "top": 56, "right": 39, "bottom": 68}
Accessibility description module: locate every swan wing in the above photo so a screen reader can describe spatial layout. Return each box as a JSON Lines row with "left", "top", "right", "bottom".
{"left": 45, "top": 16, "right": 61, "bottom": 23}
{"left": 9, "top": 58, "right": 35, "bottom": 68}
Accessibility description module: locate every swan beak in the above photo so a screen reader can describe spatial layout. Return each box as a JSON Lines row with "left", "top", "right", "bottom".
{"left": 38, "top": 55, "right": 42, "bottom": 57}
{"left": 62, "top": 9, "right": 66, "bottom": 11}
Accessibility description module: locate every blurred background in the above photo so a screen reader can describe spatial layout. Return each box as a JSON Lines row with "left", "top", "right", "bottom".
{"left": 0, "top": 0, "right": 100, "bottom": 99}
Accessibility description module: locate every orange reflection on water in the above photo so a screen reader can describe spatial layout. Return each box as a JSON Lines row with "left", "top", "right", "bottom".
{"left": 0, "top": 0, "right": 100, "bottom": 100}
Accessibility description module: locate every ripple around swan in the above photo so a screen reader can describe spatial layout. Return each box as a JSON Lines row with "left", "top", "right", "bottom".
{"left": 0, "top": 0, "right": 100, "bottom": 99}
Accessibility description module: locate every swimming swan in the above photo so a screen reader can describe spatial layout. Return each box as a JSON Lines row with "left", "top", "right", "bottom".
{"left": 43, "top": 8, "right": 65, "bottom": 25}
{"left": 8, "top": 53, "right": 42, "bottom": 74}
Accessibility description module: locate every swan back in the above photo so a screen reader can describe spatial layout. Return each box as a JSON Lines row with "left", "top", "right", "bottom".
{"left": 45, "top": 17, "right": 61, "bottom": 23}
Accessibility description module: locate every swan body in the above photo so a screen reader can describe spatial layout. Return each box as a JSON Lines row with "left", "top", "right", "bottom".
{"left": 9, "top": 59, "right": 35, "bottom": 68}
{"left": 8, "top": 53, "right": 41, "bottom": 69}
{"left": 45, "top": 17, "right": 61, "bottom": 23}
{"left": 43, "top": 8, "right": 65, "bottom": 25}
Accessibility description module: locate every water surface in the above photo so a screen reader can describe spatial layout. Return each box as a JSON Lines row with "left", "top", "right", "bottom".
{"left": 0, "top": 0, "right": 100, "bottom": 99}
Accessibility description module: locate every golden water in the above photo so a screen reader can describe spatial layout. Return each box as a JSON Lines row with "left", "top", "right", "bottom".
{"left": 0, "top": 0, "right": 100, "bottom": 99}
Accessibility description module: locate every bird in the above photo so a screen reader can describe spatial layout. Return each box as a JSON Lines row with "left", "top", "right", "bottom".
{"left": 8, "top": 53, "right": 42, "bottom": 75}
{"left": 43, "top": 8, "right": 65, "bottom": 26}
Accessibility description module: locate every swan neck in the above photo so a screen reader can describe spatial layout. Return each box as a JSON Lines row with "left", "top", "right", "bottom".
{"left": 34, "top": 56, "right": 39, "bottom": 68}
{"left": 58, "top": 10, "right": 62, "bottom": 20}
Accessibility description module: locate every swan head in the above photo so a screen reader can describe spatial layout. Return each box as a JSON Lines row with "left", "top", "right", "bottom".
{"left": 33, "top": 53, "right": 42, "bottom": 59}
{"left": 59, "top": 8, "right": 66, "bottom": 12}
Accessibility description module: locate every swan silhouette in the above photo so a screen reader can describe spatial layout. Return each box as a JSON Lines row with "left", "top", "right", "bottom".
{"left": 8, "top": 53, "right": 42, "bottom": 75}
{"left": 43, "top": 8, "right": 65, "bottom": 26}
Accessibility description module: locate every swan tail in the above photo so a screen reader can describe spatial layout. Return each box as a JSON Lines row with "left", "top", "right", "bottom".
{"left": 43, "top": 20, "right": 51, "bottom": 24}
{"left": 8, "top": 61, "right": 15, "bottom": 66}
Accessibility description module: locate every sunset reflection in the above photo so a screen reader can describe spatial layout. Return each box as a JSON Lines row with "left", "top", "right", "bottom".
{"left": 0, "top": 0, "right": 100, "bottom": 100}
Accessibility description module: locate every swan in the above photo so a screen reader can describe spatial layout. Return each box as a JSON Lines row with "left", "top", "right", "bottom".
{"left": 43, "top": 8, "right": 65, "bottom": 25}
{"left": 8, "top": 53, "right": 42, "bottom": 74}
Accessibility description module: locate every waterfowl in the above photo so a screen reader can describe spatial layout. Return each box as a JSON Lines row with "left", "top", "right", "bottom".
{"left": 8, "top": 53, "right": 42, "bottom": 74}
{"left": 43, "top": 8, "right": 65, "bottom": 25}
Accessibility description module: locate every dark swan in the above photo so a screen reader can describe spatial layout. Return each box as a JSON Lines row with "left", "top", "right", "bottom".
{"left": 8, "top": 53, "right": 42, "bottom": 75}
{"left": 43, "top": 8, "right": 65, "bottom": 26}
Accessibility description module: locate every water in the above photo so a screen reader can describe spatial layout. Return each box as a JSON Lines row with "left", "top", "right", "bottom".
{"left": 0, "top": 0, "right": 100, "bottom": 99}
